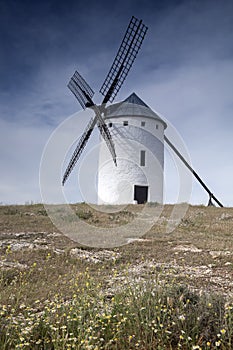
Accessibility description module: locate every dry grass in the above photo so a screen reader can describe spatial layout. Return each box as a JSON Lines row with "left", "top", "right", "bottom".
{"left": 0, "top": 203, "right": 232, "bottom": 349}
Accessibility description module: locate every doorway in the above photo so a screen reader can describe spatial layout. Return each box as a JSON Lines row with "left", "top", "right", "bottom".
{"left": 134, "top": 185, "right": 148, "bottom": 204}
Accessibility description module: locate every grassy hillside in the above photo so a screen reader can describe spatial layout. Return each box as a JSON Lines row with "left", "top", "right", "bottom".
{"left": 0, "top": 204, "right": 232, "bottom": 349}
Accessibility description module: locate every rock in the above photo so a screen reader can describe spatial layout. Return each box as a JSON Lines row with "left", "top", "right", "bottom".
{"left": 209, "top": 251, "right": 232, "bottom": 259}
{"left": 0, "top": 260, "right": 28, "bottom": 269}
{"left": 218, "top": 213, "right": 233, "bottom": 221}
{"left": 69, "top": 248, "right": 121, "bottom": 263}
{"left": 173, "top": 244, "right": 202, "bottom": 253}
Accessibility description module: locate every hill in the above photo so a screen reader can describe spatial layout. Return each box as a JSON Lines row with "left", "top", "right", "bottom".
{"left": 0, "top": 204, "right": 232, "bottom": 349}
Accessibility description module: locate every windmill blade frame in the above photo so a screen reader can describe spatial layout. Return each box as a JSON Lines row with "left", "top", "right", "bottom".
{"left": 67, "top": 71, "right": 95, "bottom": 109}
{"left": 62, "top": 111, "right": 117, "bottom": 185}
{"left": 66, "top": 71, "right": 117, "bottom": 175}
{"left": 62, "top": 116, "right": 96, "bottom": 185}
{"left": 100, "top": 16, "right": 148, "bottom": 104}
{"left": 93, "top": 105, "right": 117, "bottom": 165}
{"left": 63, "top": 16, "right": 148, "bottom": 185}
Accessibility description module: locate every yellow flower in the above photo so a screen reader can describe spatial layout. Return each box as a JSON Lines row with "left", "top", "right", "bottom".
{"left": 220, "top": 328, "right": 226, "bottom": 335}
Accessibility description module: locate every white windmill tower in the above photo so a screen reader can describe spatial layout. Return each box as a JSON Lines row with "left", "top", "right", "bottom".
{"left": 97, "top": 92, "right": 167, "bottom": 204}
{"left": 62, "top": 16, "right": 223, "bottom": 208}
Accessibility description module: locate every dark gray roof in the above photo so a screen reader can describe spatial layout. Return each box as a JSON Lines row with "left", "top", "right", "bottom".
{"left": 105, "top": 92, "right": 167, "bottom": 128}
{"left": 123, "top": 92, "right": 149, "bottom": 107}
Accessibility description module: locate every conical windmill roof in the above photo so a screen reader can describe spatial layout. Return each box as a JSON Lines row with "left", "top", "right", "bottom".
{"left": 105, "top": 92, "right": 167, "bottom": 128}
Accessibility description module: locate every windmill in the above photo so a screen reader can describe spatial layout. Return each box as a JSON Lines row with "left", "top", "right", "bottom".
{"left": 62, "top": 16, "right": 148, "bottom": 185}
{"left": 62, "top": 16, "right": 223, "bottom": 208}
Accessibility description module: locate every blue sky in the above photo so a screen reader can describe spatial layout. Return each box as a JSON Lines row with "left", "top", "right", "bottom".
{"left": 0, "top": 0, "right": 233, "bottom": 206}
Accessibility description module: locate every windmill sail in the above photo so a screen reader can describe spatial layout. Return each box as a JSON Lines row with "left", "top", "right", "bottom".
{"left": 63, "top": 16, "right": 148, "bottom": 185}
{"left": 64, "top": 72, "right": 117, "bottom": 184}
{"left": 100, "top": 16, "right": 148, "bottom": 104}
{"left": 62, "top": 117, "right": 96, "bottom": 185}
{"left": 62, "top": 113, "right": 116, "bottom": 185}
{"left": 97, "top": 122, "right": 117, "bottom": 165}
{"left": 67, "top": 71, "right": 95, "bottom": 109}
{"left": 92, "top": 106, "right": 117, "bottom": 165}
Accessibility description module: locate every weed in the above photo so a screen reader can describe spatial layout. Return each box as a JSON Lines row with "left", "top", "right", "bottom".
{"left": 0, "top": 265, "right": 232, "bottom": 349}
{"left": 76, "top": 210, "right": 93, "bottom": 220}
{"left": 3, "top": 207, "right": 19, "bottom": 215}
{"left": 0, "top": 204, "right": 233, "bottom": 349}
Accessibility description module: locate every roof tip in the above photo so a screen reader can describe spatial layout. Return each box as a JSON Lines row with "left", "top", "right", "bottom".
{"left": 124, "top": 92, "right": 149, "bottom": 108}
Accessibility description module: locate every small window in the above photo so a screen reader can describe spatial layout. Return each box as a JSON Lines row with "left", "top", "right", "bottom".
{"left": 140, "top": 150, "right": 146, "bottom": 166}
{"left": 123, "top": 121, "right": 128, "bottom": 126}
{"left": 108, "top": 122, "right": 112, "bottom": 127}
{"left": 156, "top": 124, "right": 159, "bottom": 130}
{"left": 141, "top": 121, "right": 145, "bottom": 127}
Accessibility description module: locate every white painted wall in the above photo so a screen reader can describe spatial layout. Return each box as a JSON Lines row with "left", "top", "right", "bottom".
{"left": 97, "top": 102, "right": 166, "bottom": 204}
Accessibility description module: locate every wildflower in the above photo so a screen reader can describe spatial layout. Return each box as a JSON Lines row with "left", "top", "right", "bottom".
{"left": 220, "top": 328, "right": 226, "bottom": 335}
{"left": 178, "top": 314, "right": 185, "bottom": 321}
{"left": 206, "top": 342, "right": 211, "bottom": 346}
{"left": 215, "top": 340, "right": 221, "bottom": 347}
{"left": 225, "top": 304, "right": 232, "bottom": 310}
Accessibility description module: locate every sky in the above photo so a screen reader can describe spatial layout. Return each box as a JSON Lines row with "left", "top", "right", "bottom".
{"left": 0, "top": 0, "right": 233, "bottom": 206}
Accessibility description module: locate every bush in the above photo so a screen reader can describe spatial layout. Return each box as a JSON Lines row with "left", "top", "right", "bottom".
{"left": 76, "top": 210, "right": 93, "bottom": 220}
